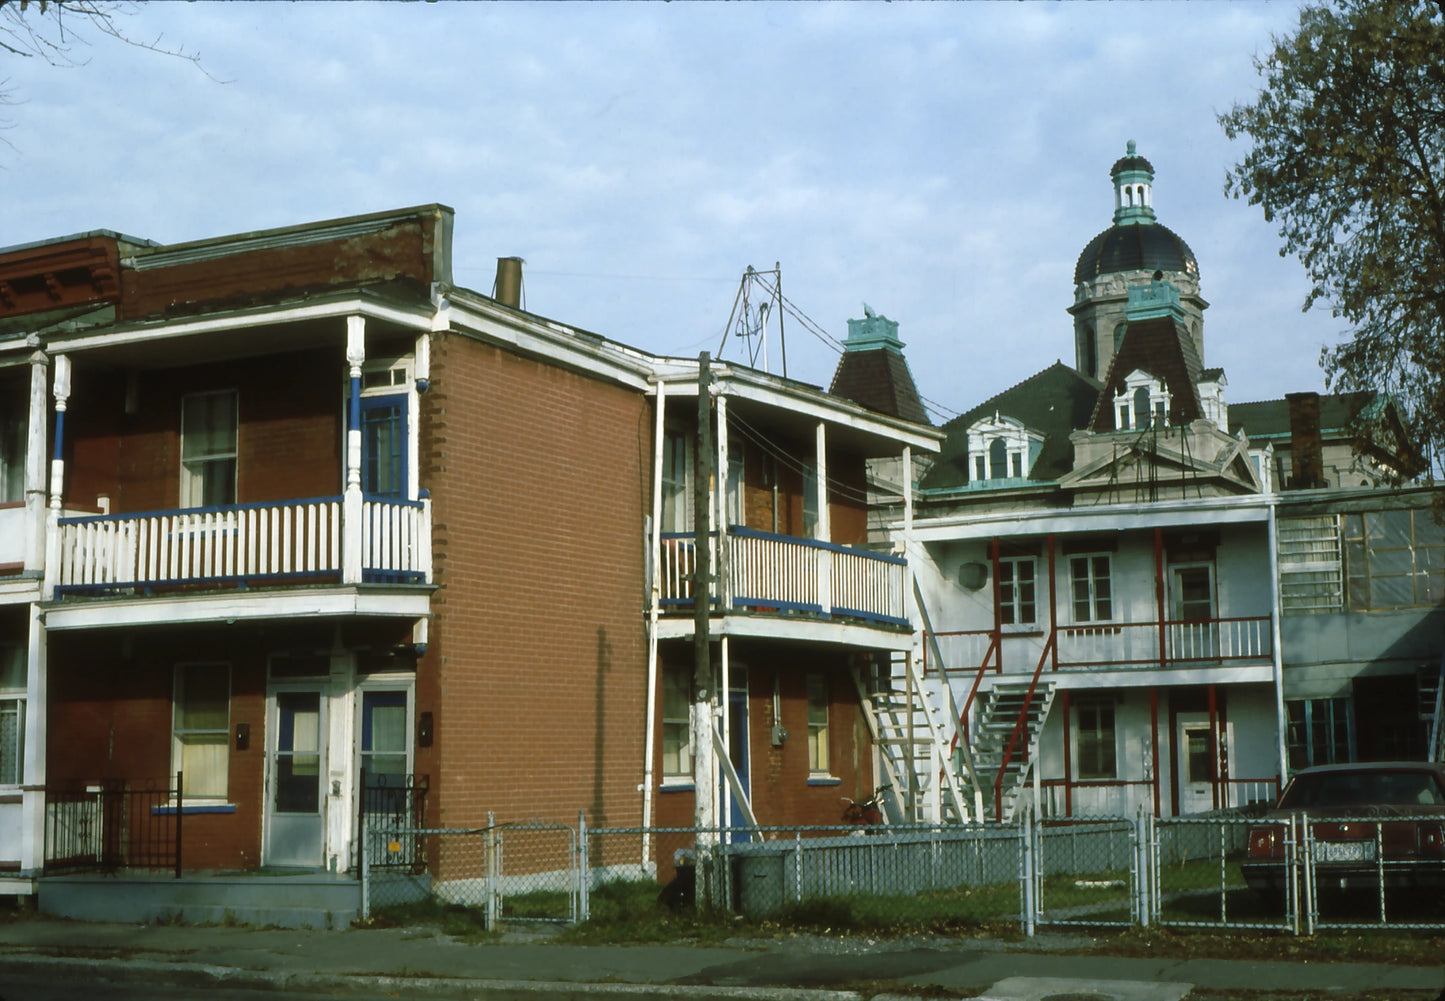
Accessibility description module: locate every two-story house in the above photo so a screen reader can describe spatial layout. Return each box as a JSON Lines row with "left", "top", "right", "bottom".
{"left": 0, "top": 206, "right": 942, "bottom": 922}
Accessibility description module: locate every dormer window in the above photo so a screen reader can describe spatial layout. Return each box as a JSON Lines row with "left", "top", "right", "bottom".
{"left": 967, "top": 413, "right": 1042, "bottom": 483}
{"left": 1114, "top": 369, "right": 1170, "bottom": 431}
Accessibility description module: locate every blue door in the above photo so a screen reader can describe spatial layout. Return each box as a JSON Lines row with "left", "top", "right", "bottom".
{"left": 360, "top": 394, "right": 407, "bottom": 499}
{"left": 727, "top": 685, "right": 751, "bottom": 840}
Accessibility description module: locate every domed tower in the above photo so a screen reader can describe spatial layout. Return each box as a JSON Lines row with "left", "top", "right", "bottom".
{"left": 1069, "top": 141, "right": 1207, "bottom": 380}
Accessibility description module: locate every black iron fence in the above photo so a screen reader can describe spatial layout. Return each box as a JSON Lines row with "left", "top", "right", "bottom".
{"left": 43, "top": 776, "right": 183, "bottom": 876}
{"left": 356, "top": 770, "right": 429, "bottom": 874}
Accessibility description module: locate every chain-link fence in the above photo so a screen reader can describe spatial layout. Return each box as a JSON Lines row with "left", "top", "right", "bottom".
{"left": 361, "top": 807, "right": 1445, "bottom": 935}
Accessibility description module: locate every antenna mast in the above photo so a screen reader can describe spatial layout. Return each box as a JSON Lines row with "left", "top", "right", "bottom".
{"left": 717, "top": 263, "right": 788, "bottom": 377}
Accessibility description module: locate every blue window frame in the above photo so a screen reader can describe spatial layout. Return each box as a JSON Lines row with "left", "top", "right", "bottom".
{"left": 361, "top": 394, "right": 407, "bottom": 499}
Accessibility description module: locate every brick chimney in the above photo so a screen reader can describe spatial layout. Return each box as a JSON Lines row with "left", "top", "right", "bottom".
{"left": 1286, "top": 391, "right": 1326, "bottom": 489}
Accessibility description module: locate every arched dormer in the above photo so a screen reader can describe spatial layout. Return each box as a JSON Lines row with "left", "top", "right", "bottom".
{"left": 967, "top": 413, "right": 1044, "bottom": 483}
{"left": 1113, "top": 369, "right": 1171, "bottom": 431}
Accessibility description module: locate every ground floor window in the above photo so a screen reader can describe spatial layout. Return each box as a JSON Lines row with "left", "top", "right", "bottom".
{"left": 806, "top": 672, "right": 830, "bottom": 774}
{"left": 173, "top": 663, "right": 231, "bottom": 799}
{"left": 1075, "top": 700, "right": 1117, "bottom": 779}
{"left": 0, "top": 645, "right": 23, "bottom": 785}
{"left": 662, "top": 664, "right": 692, "bottom": 779}
{"left": 1285, "top": 697, "right": 1352, "bottom": 770}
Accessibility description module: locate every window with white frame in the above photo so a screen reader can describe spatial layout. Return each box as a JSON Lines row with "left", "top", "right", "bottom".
{"left": 0, "top": 644, "right": 24, "bottom": 786}
{"left": 1113, "top": 370, "right": 1170, "bottom": 431}
{"left": 998, "top": 556, "right": 1037, "bottom": 626}
{"left": 966, "top": 414, "right": 1040, "bottom": 483}
{"left": 660, "top": 428, "right": 693, "bottom": 533}
{"left": 1075, "top": 700, "right": 1117, "bottom": 779}
{"left": 1344, "top": 508, "right": 1445, "bottom": 611}
{"left": 1278, "top": 515, "right": 1343, "bottom": 614}
{"left": 1069, "top": 554, "right": 1113, "bottom": 622}
{"left": 806, "top": 672, "right": 830, "bottom": 774}
{"left": 172, "top": 663, "right": 230, "bottom": 799}
{"left": 661, "top": 664, "right": 692, "bottom": 779}
{"left": 0, "top": 381, "right": 25, "bottom": 504}
{"left": 180, "top": 390, "right": 238, "bottom": 508}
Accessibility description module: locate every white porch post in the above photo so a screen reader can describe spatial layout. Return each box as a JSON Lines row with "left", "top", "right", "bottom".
{"left": 20, "top": 603, "right": 46, "bottom": 874}
{"left": 342, "top": 317, "right": 366, "bottom": 585}
{"left": 41, "top": 355, "right": 71, "bottom": 601}
{"left": 1267, "top": 502, "right": 1288, "bottom": 785}
{"left": 902, "top": 445, "right": 913, "bottom": 624}
{"left": 642, "top": 380, "right": 667, "bottom": 846}
{"left": 24, "top": 352, "right": 49, "bottom": 576}
{"left": 715, "top": 392, "right": 729, "bottom": 609}
{"left": 815, "top": 421, "right": 831, "bottom": 614}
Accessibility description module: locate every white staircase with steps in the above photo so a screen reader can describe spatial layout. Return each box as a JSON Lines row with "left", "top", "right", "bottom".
{"left": 851, "top": 648, "right": 972, "bottom": 825}
{"left": 967, "top": 678, "right": 1058, "bottom": 822}
{"left": 1422, "top": 653, "right": 1444, "bottom": 763}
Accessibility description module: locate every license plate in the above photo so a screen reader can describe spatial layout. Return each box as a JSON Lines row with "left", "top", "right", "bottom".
{"left": 1313, "top": 840, "right": 1374, "bottom": 863}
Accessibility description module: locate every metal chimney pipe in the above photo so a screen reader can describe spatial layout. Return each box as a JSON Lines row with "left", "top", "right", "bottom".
{"left": 494, "top": 257, "right": 524, "bottom": 309}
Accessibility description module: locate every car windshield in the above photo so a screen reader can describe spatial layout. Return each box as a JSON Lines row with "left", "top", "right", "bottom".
{"left": 1280, "top": 770, "right": 1445, "bottom": 809}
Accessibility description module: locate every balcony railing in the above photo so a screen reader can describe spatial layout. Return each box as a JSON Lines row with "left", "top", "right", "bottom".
{"left": 51, "top": 495, "right": 431, "bottom": 596}
{"left": 657, "top": 526, "right": 907, "bottom": 627}
{"left": 1056, "top": 617, "right": 1273, "bottom": 669}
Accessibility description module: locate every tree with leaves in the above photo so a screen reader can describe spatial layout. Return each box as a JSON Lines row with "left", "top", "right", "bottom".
{"left": 1220, "top": 0, "right": 1445, "bottom": 476}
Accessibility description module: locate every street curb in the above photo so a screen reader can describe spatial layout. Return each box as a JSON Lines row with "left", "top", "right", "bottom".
{"left": 0, "top": 953, "right": 870, "bottom": 1001}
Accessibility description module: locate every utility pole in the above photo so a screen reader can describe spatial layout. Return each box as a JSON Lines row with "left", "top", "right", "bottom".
{"left": 692, "top": 353, "right": 716, "bottom": 875}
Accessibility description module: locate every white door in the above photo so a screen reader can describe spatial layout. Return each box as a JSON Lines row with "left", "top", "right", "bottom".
{"left": 264, "top": 689, "right": 327, "bottom": 867}
{"left": 1176, "top": 713, "right": 1216, "bottom": 814}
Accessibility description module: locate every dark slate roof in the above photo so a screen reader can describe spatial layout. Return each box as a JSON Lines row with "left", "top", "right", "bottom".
{"left": 1229, "top": 392, "right": 1379, "bottom": 439}
{"left": 828, "top": 348, "right": 930, "bottom": 425}
{"left": 1111, "top": 151, "right": 1155, "bottom": 175}
{"left": 920, "top": 362, "right": 1102, "bottom": 491}
{"left": 1074, "top": 222, "right": 1199, "bottom": 284}
{"left": 1200, "top": 367, "right": 1225, "bottom": 382}
{"left": 1088, "top": 316, "right": 1205, "bottom": 432}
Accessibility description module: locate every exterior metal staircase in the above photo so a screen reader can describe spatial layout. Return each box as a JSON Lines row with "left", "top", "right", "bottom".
{"left": 851, "top": 649, "right": 971, "bottom": 824}
{"left": 1422, "top": 652, "right": 1445, "bottom": 763}
{"left": 968, "top": 678, "right": 1058, "bottom": 822}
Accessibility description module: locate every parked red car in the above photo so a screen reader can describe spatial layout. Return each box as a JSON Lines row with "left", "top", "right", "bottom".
{"left": 1242, "top": 762, "right": 1445, "bottom": 896}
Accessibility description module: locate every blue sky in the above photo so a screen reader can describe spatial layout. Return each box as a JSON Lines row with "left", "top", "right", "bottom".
{"left": 3, "top": 1, "right": 1344, "bottom": 422}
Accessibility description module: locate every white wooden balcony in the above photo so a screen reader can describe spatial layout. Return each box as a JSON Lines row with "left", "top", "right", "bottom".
{"left": 49, "top": 496, "right": 431, "bottom": 597}
{"left": 658, "top": 526, "right": 908, "bottom": 628}
{"left": 1056, "top": 617, "right": 1273, "bottom": 668}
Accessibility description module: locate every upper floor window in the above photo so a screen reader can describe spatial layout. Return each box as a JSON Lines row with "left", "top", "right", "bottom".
{"left": 180, "top": 390, "right": 237, "bottom": 508}
{"left": 966, "top": 414, "right": 1040, "bottom": 484}
{"left": 1344, "top": 508, "right": 1445, "bottom": 611}
{"left": 1278, "top": 515, "right": 1343, "bottom": 614}
{"left": 661, "top": 428, "right": 693, "bottom": 533}
{"left": 1114, "top": 370, "right": 1170, "bottom": 431}
{"left": 998, "top": 556, "right": 1036, "bottom": 626}
{"left": 0, "top": 380, "right": 24, "bottom": 504}
{"left": 1069, "top": 554, "right": 1113, "bottom": 622}
{"left": 0, "top": 644, "right": 25, "bottom": 786}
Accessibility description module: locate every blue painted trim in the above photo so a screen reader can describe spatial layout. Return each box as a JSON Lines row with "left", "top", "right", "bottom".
{"left": 52, "top": 411, "right": 65, "bottom": 462}
{"left": 806, "top": 776, "right": 842, "bottom": 787}
{"left": 152, "top": 803, "right": 237, "bottom": 815}
{"left": 727, "top": 525, "right": 907, "bottom": 566}
{"left": 659, "top": 781, "right": 695, "bottom": 793}
{"left": 733, "top": 597, "right": 825, "bottom": 615}
{"left": 832, "top": 606, "right": 910, "bottom": 627}
{"left": 350, "top": 375, "right": 362, "bottom": 432}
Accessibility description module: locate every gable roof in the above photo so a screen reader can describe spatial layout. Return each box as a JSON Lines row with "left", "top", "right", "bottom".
{"left": 921, "top": 361, "right": 1102, "bottom": 491}
{"left": 828, "top": 347, "right": 930, "bottom": 425}
{"left": 1087, "top": 315, "right": 1204, "bottom": 431}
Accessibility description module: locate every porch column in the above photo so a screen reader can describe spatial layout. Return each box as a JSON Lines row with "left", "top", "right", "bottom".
{"left": 342, "top": 317, "right": 366, "bottom": 585}
{"left": 1207, "top": 683, "right": 1220, "bottom": 809}
{"left": 24, "top": 352, "right": 49, "bottom": 575}
{"left": 715, "top": 393, "right": 729, "bottom": 608}
{"left": 1150, "top": 687, "right": 1161, "bottom": 817}
{"left": 1061, "top": 688, "right": 1072, "bottom": 818}
{"left": 641, "top": 380, "right": 667, "bottom": 843}
{"left": 20, "top": 603, "right": 46, "bottom": 873}
{"left": 1154, "top": 528, "right": 1167, "bottom": 670}
{"left": 815, "top": 421, "right": 830, "bottom": 614}
{"left": 989, "top": 538, "right": 1002, "bottom": 666}
{"left": 901, "top": 444, "right": 912, "bottom": 626}
{"left": 1266, "top": 503, "right": 1288, "bottom": 784}
{"left": 40, "top": 355, "right": 70, "bottom": 601}
{"left": 1046, "top": 534, "right": 1057, "bottom": 671}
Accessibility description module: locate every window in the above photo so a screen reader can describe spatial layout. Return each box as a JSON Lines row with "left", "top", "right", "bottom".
{"left": 998, "top": 557, "right": 1036, "bottom": 625}
{"left": 988, "top": 438, "right": 1007, "bottom": 479}
{"left": 1278, "top": 515, "right": 1343, "bottom": 614}
{"left": 802, "top": 462, "right": 819, "bottom": 539}
{"left": 660, "top": 429, "right": 693, "bottom": 533}
{"left": 361, "top": 395, "right": 407, "bottom": 499}
{"left": 360, "top": 690, "right": 409, "bottom": 788}
{"left": 1113, "top": 370, "right": 1170, "bottom": 431}
{"left": 1075, "top": 700, "right": 1117, "bottom": 779}
{"left": 172, "top": 664, "right": 230, "bottom": 799}
{"left": 965, "top": 414, "right": 1040, "bottom": 484}
{"left": 806, "top": 672, "right": 830, "bottom": 774}
{"left": 1344, "top": 508, "right": 1445, "bottom": 611}
{"left": 0, "top": 645, "right": 24, "bottom": 786}
{"left": 661, "top": 664, "right": 692, "bottom": 778}
{"left": 0, "top": 380, "right": 24, "bottom": 504}
{"left": 180, "top": 390, "right": 237, "bottom": 508}
{"left": 1286, "top": 697, "right": 1353, "bottom": 771}
{"left": 1069, "top": 555, "right": 1113, "bottom": 622}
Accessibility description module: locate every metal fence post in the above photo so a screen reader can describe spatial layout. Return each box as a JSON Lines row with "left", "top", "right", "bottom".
{"left": 360, "top": 824, "right": 371, "bottom": 921}
{"left": 485, "top": 811, "right": 499, "bottom": 931}
{"left": 1020, "top": 805, "right": 1036, "bottom": 937}
{"left": 174, "top": 771, "right": 184, "bottom": 879}
{"left": 577, "top": 810, "right": 589, "bottom": 924}
{"left": 1134, "top": 807, "right": 1151, "bottom": 928}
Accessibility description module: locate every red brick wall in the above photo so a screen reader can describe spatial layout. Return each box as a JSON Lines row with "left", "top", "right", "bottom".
{"left": 64, "top": 348, "right": 343, "bottom": 513}
{"left": 419, "top": 331, "right": 650, "bottom": 831}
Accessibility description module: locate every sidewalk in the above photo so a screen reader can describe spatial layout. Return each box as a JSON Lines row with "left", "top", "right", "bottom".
{"left": 1, "top": 916, "right": 1442, "bottom": 1000}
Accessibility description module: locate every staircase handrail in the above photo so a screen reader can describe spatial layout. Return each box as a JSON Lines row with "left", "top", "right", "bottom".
{"left": 912, "top": 580, "right": 981, "bottom": 823}
{"left": 957, "top": 631, "right": 1002, "bottom": 746}
{"left": 995, "top": 630, "right": 1057, "bottom": 820}
{"left": 1432, "top": 646, "right": 1445, "bottom": 764}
